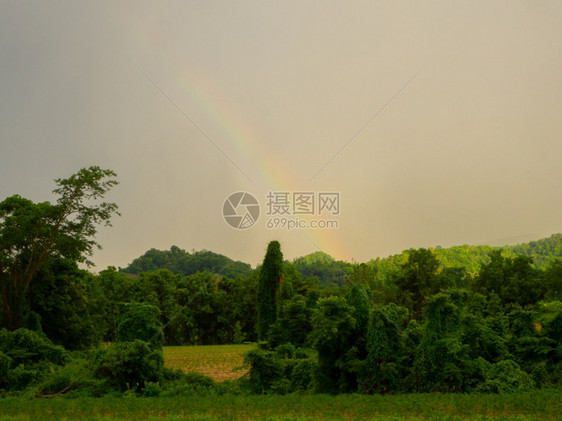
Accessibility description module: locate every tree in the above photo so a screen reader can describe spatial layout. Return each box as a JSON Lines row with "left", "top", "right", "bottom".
{"left": 473, "top": 251, "right": 543, "bottom": 306}
{"left": 29, "top": 257, "right": 104, "bottom": 350}
{"left": 310, "top": 296, "right": 356, "bottom": 393}
{"left": 346, "top": 283, "right": 371, "bottom": 359}
{"left": 361, "top": 303, "right": 409, "bottom": 393}
{"left": 268, "top": 295, "right": 312, "bottom": 348}
{"left": 116, "top": 302, "right": 163, "bottom": 349}
{"left": 257, "top": 241, "right": 284, "bottom": 341}
{"left": 96, "top": 267, "right": 136, "bottom": 342}
{"left": 542, "top": 260, "right": 562, "bottom": 301}
{"left": 394, "top": 248, "right": 445, "bottom": 320}
{"left": 0, "top": 166, "right": 119, "bottom": 330}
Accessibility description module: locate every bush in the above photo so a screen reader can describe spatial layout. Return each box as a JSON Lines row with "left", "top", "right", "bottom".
{"left": 5, "top": 364, "right": 42, "bottom": 391}
{"left": 0, "top": 351, "right": 12, "bottom": 379}
{"left": 161, "top": 366, "right": 186, "bottom": 383}
{"left": 233, "top": 321, "right": 245, "bottom": 344}
{"left": 275, "top": 343, "right": 296, "bottom": 359}
{"left": 182, "top": 372, "right": 216, "bottom": 389}
{"left": 244, "top": 348, "right": 284, "bottom": 394}
{"left": 290, "top": 359, "right": 316, "bottom": 391}
{"left": 160, "top": 372, "right": 216, "bottom": 396}
{"left": 0, "top": 328, "right": 64, "bottom": 366}
{"left": 95, "top": 340, "right": 164, "bottom": 392}
{"left": 0, "top": 329, "right": 65, "bottom": 391}
{"left": 142, "top": 381, "right": 162, "bottom": 397}
{"left": 36, "top": 356, "right": 105, "bottom": 397}
{"left": 478, "top": 359, "right": 535, "bottom": 393}
{"left": 270, "top": 378, "right": 292, "bottom": 395}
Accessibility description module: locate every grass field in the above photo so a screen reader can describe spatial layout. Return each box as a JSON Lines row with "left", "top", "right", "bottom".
{"left": 0, "top": 391, "right": 560, "bottom": 420}
{"left": 163, "top": 344, "right": 255, "bottom": 381}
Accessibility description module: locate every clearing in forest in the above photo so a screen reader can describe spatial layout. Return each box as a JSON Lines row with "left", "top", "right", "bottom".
{"left": 163, "top": 344, "right": 255, "bottom": 382}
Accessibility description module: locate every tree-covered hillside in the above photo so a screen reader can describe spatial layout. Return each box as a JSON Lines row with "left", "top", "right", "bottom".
{"left": 120, "top": 246, "right": 253, "bottom": 279}
{"left": 121, "top": 235, "right": 562, "bottom": 287}
{"left": 368, "top": 234, "right": 562, "bottom": 285}
{"left": 292, "top": 251, "right": 352, "bottom": 287}
{"left": 509, "top": 234, "right": 562, "bottom": 268}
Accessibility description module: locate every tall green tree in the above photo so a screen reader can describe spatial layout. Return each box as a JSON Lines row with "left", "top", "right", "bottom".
{"left": 310, "top": 296, "right": 356, "bottom": 393}
{"left": 361, "top": 303, "right": 408, "bottom": 393}
{"left": 473, "top": 251, "right": 543, "bottom": 306}
{"left": 394, "top": 248, "right": 446, "bottom": 320}
{"left": 257, "top": 241, "right": 284, "bottom": 341}
{"left": 0, "top": 166, "right": 119, "bottom": 330}
{"left": 29, "top": 257, "right": 104, "bottom": 350}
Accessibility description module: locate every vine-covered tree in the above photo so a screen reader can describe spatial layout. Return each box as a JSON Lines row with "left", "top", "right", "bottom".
{"left": 0, "top": 166, "right": 119, "bottom": 330}
{"left": 394, "top": 248, "right": 445, "bottom": 320}
{"left": 257, "top": 241, "right": 284, "bottom": 341}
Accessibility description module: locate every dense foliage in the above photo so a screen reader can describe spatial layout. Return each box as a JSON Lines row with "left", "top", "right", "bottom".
{"left": 257, "top": 241, "right": 283, "bottom": 341}
{"left": 120, "top": 246, "right": 253, "bottom": 279}
{"left": 0, "top": 166, "right": 118, "bottom": 331}
{"left": 0, "top": 168, "right": 561, "bottom": 398}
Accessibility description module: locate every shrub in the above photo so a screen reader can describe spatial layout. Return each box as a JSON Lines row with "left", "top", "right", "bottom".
{"left": 290, "top": 359, "right": 316, "bottom": 391}
{"left": 275, "top": 343, "right": 296, "bottom": 359}
{"left": 477, "top": 359, "right": 535, "bottom": 393}
{"left": 244, "top": 348, "right": 284, "bottom": 394}
{"left": 0, "top": 351, "right": 12, "bottom": 379}
{"left": 161, "top": 366, "right": 186, "bottom": 383}
{"left": 36, "top": 356, "right": 105, "bottom": 397}
{"left": 160, "top": 372, "right": 216, "bottom": 396}
{"left": 0, "top": 329, "right": 65, "bottom": 391}
{"left": 95, "top": 340, "right": 164, "bottom": 392}
{"left": 4, "top": 364, "right": 42, "bottom": 391}
{"left": 142, "top": 381, "right": 162, "bottom": 397}
{"left": 0, "top": 328, "right": 64, "bottom": 366}
{"left": 181, "top": 372, "right": 216, "bottom": 390}
{"left": 270, "top": 377, "right": 292, "bottom": 395}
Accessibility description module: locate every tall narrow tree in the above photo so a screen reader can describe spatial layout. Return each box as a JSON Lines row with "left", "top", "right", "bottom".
{"left": 257, "top": 241, "right": 283, "bottom": 341}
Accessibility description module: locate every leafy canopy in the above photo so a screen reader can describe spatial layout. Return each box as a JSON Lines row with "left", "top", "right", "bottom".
{"left": 0, "top": 166, "right": 119, "bottom": 329}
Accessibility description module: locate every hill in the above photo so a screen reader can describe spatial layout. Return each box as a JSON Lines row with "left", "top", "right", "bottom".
{"left": 292, "top": 251, "right": 352, "bottom": 286}
{"left": 367, "top": 233, "right": 562, "bottom": 283}
{"left": 120, "top": 245, "right": 254, "bottom": 279}
{"left": 121, "top": 234, "right": 562, "bottom": 285}
{"left": 291, "top": 234, "right": 562, "bottom": 286}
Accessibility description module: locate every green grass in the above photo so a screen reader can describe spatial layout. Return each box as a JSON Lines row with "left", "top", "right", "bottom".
{"left": 0, "top": 391, "right": 560, "bottom": 420}
{"left": 163, "top": 344, "right": 255, "bottom": 381}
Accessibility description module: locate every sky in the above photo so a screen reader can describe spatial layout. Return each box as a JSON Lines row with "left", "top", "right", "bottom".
{"left": 1, "top": 1, "right": 561, "bottom": 270}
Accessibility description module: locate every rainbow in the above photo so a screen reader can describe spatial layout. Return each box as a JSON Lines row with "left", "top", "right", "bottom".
{"left": 128, "top": 18, "right": 351, "bottom": 262}
{"left": 175, "top": 70, "right": 300, "bottom": 192}
{"left": 174, "top": 69, "right": 350, "bottom": 261}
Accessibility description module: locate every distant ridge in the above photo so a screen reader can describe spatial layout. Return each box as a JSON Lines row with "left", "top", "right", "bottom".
{"left": 120, "top": 234, "right": 562, "bottom": 284}
{"left": 477, "top": 233, "right": 542, "bottom": 247}
{"left": 292, "top": 234, "right": 562, "bottom": 285}
{"left": 366, "top": 233, "right": 562, "bottom": 280}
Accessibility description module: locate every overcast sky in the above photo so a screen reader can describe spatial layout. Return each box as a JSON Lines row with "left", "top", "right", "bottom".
{"left": 1, "top": 1, "right": 561, "bottom": 270}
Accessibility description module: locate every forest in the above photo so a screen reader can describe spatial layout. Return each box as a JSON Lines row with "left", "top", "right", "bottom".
{"left": 0, "top": 167, "right": 560, "bottom": 399}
